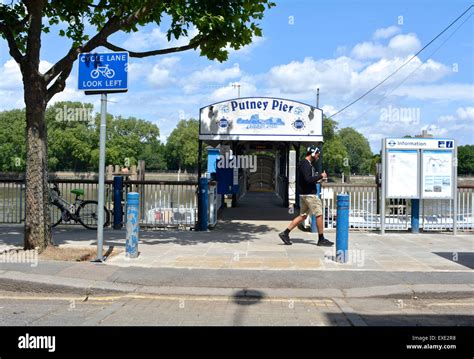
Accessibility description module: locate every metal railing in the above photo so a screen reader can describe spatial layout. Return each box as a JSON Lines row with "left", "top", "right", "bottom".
{"left": 0, "top": 178, "right": 198, "bottom": 229}
{"left": 124, "top": 180, "right": 198, "bottom": 229}
{"left": 321, "top": 183, "right": 473, "bottom": 231}
{"left": 0, "top": 179, "right": 25, "bottom": 224}
{"left": 1, "top": 177, "right": 472, "bottom": 232}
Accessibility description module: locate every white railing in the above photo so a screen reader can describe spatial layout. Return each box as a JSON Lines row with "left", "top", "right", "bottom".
{"left": 321, "top": 183, "right": 473, "bottom": 232}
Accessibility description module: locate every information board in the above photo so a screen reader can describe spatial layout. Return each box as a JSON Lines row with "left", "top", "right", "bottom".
{"left": 422, "top": 150, "right": 453, "bottom": 199}
{"left": 386, "top": 150, "right": 419, "bottom": 198}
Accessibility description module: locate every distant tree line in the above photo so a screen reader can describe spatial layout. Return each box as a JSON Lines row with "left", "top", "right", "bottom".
{"left": 0, "top": 102, "right": 472, "bottom": 175}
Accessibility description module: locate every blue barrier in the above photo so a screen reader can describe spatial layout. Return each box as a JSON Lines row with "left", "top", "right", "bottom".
{"left": 126, "top": 192, "right": 139, "bottom": 258}
{"left": 336, "top": 193, "right": 349, "bottom": 263}
{"left": 198, "top": 177, "right": 209, "bottom": 231}
{"left": 411, "top": 199, "right": 420, "bottom": 233}
{"left": 113, "top": 176, "right": 123, "bottom": 229}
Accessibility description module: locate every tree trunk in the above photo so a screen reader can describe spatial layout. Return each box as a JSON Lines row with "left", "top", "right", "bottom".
{"left": 23, "top": 76, "right": 52, "bottom": 252}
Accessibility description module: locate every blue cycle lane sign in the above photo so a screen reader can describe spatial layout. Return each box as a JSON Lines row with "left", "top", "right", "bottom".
{"left": 78, "top": 51, "right": 128, "bottom": 93}
{"left": 77, "top": 51, "right": 130, "bottom": 263}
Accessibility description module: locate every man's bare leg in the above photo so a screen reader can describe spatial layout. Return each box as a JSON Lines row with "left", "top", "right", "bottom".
{"left": 316, "top": 215, "right": 324, "bottom": 235}
{"left": 287, "top": 214, "right": 307, "bottom": 231}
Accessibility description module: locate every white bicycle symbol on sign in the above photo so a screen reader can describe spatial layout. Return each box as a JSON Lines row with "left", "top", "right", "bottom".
{"left": 90, "top": 64, "right": 115, "bottom": 79}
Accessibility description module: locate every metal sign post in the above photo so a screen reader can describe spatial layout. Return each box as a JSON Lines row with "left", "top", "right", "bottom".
{"left": 78, "top": 51, "right": 128, "bottom": 262}
{"left": 380, "top": 139, "right": 386, "bottom": 235}
{"left": 453, "top": 141, "right": 458, "bottom": 235}
{"left": 96, "top": 93, "right": 107, "bottom": 261}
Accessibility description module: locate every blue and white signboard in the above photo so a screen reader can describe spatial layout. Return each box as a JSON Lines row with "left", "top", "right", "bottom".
{"left": 199, "top": 97, "right": 323, "bottom": 142}
{"left": 383, "top": 138, "right": 455, "bottom": 199}
{"left": 78, "top": 52, "right": 128, "bottom": 93}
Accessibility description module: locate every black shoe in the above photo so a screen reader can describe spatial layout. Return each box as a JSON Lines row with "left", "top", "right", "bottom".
{"left": 297, "top": 223, "right": 311, "bottom": 232}
{"left": 317, "top": 238, "right": 334, "bottom": 246}
{"left": 278, "top": 232, "right": 292, "bottom": 245}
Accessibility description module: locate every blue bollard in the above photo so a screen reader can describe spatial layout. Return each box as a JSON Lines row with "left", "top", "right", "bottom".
{"left": 113, "top": 176, "right": 123, "bottom": 229}
{"left": 411, "top": 199, "right": 420, "bottom": 233}
{"left": 126, "top": 192, "right": 139, "bottom": 258}
{"left": 198, "top": 177, "right": 209, "bottom": 231}
{"left": 336, "top": 193, "right": 349, "bottom": 263}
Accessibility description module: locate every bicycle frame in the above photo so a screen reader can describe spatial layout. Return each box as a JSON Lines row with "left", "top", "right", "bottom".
{"left": 50, "top": 187, "right": 83, "bottom": 221}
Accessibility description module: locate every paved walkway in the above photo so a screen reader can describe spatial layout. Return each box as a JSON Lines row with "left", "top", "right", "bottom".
{"left": 1, "top": 224, "right": 472, "bottom": 272}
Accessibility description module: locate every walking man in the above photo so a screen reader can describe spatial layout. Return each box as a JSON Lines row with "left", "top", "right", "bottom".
{"left": 279, "top": 146, "right": 334, "bottom": 246}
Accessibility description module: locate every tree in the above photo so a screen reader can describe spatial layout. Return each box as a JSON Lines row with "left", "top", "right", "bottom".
{"left": 46, "top": 102, "right": 96, "bottom": 171}
{"left": 338, "top": 127, "right": 373, "bottom": 174}
{"left": 166, "top": 119, "right": 199, "bottom": 171}
{"left": 0, "top": 1, "right": 274, "bottom": 251}
{"left": 320, "top": 117, "right": 349, "bottom": 177}
{"left": 323, "top": 135, "right": 349, "bottom": 176}
{"left": 458, "top": 145, "right": 474, "bottom": 175}
{"left": 0, "top": 109, "right": 26, "bottom": 171}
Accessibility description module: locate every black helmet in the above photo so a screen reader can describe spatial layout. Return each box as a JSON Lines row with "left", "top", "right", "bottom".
{"left": 306, "top": 146, "right": 320, "bottom": 157}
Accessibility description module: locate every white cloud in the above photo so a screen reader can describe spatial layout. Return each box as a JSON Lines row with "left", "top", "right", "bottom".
{"left": 351, "top": 42, "right": 386, "bottom": 59}
{"left": 393, "top": 84, "right": 474, "bottom": 101}
{"left": 321, "top": 105, "right": 337, "bottom": 116}
{"left": 209, "top": 80, "right": 257, "bottom": 102}
{"left": 0, "top": 59, "right": 82, "bottom": 109}
{"left": 147, "top": 57, "right": 180, "bottom": 87}
{"left": 421, "top": 124, "right": 448, "bottom": 137}
{"left": 388, "top": 34, "right": 421, "bottom": 55}
{"left": 352, "top": 33, "right": 421, "bottom": 59}
{"left": 266, "top": 56, "right": 364, "bottom": 95}
{"left": 436, "top": 107, "right": 474, "bottom": 130}
{"left": 456, "top": 106, "right": 474, "bottom": 120}
{"left": 0, "top": 59, "right": 22, "bottom": 90}
{"left": 265, "top": 54, "right": 450, "bottom": 102}
{"left": 183, "top": 63, "right": 241, "bottom": 93}
{"left": 227, "top": 35, "right": 266, "bottom": 55}
{"left": 121, "top": 27, "right": 199, "bottom": 52}
{"left": 373, "top": 26, "right": 401, "bottom": 40}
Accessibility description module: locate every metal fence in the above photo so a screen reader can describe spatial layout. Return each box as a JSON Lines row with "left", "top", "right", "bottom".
{"left": 128, "top": 180, "right": 198, "bottom": 228}
{"left": 0, "top": 178, "right": 199, "bottom": 228}
{"left": 1, "top": 178, "right": 472, "bottom": 232}
{"left": 321, "top": 183, "right": 473, "bottom": 231}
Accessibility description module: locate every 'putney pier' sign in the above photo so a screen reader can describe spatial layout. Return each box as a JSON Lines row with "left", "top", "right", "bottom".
{"left": 199, "top": 97, "right": 323, "bottom": 142}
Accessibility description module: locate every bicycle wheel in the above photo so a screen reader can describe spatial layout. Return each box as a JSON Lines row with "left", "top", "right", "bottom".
{"left": 76, "top": 200, "right": 110, "bottom": 230}
{"left": 49, "top": 202, "right": 63, "bottom": 227}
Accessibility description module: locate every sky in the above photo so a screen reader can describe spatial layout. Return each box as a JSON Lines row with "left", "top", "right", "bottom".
{"left": 0, "top": 0, "right": 473, "bottom": 152}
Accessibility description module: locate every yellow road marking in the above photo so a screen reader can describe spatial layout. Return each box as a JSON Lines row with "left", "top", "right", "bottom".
{"left": 0, "top": 294, "right": 334, "bottom": 305}
{"left": 426, "top": 302, "right": 474, "bottom": 307}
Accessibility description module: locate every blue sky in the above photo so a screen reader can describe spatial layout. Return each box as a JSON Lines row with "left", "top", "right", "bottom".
{"left": 0, "top": 0, "right": 473, "bottom": 152}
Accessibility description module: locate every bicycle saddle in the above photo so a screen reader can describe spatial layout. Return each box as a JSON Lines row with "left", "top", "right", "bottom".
{"left": 71, "top": 188, "right": 85, "bottom": 196}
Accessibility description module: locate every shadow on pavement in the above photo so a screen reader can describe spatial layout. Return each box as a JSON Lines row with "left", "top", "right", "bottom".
{"left": 433, "top": 252, "right": 474, "bottom": 270}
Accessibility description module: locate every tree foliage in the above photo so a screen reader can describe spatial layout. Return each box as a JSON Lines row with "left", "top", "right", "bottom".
{"left": 0, "top": 102, "right": 166, "bottom": 171}
{"left": 0, "top": 109, "right": 26, "bottom": 171}
{"left": 458, "top": 145, "right": 474, "bottom": 175}
{"left": 165, "top": 118, "right": 200, "bottom": 171}
{"left": 338, "top": 127, "right": 373, "bottom": 174}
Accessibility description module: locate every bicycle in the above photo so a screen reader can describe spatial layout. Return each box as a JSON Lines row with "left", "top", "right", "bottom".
{"left": 90, "top": 64, "right": 115, "bottom": 79}
{"left": 49, "top": 183, "right": 110, "bottom": 230}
